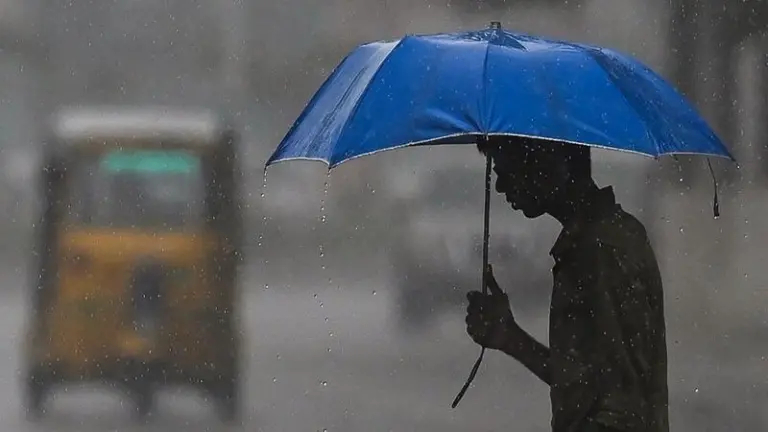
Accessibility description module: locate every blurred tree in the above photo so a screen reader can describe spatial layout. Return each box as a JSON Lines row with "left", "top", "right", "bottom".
{"left": 759, "top": 41, "right": 768, "bottom": 183}
{"left": 661, "top": 0, "right": 700, "bottom": 189}
{"left": 663, "top": 0, "right": 766, "bottom": 188}
{"left": 452, "top": 0, "right": 583, "bottom": 13}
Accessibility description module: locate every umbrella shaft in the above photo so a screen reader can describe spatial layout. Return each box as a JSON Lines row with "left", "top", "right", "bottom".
{"left": 481, "top": 149, "right": 492, "bottom": 294}
{"left": 452, "top": 139, "right": 493, "bottom": 410}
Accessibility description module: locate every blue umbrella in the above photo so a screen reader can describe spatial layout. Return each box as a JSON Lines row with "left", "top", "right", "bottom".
{"left": 266, "top": 23, "right": 733, "bottom": 166}
{"left": 264, "top": 21, "right": 735, "bottom": 408}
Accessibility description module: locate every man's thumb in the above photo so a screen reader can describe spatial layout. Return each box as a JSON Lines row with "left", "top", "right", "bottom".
{"left": 485, "top": 264, "right": 503, "bottom": 296}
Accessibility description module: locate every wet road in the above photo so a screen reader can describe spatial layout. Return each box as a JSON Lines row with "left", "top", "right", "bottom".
{"left": 0, "top": 264, "right": 765, "bottom": 431}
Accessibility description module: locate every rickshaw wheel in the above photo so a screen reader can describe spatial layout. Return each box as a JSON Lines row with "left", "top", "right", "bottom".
{"left": 23, "top": 369, "right": 48, "bottom": 420}
{"left": 212, "top": 379, "right": 240, "bottom": 423}
{"left": 132, "top": 385, "right": 154, "bottom": 419}
{"left": 24, "top": 380, "right": 46, "bottom": 420}
{"left": 128, "top": 378, "right": 155, "bottom": 420}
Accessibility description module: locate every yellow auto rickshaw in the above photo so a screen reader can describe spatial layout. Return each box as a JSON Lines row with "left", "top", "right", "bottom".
{"left": 22, "top": 106, "right": 244, "bottom": 421}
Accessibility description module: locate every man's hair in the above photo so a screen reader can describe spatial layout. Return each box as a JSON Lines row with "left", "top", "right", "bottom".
{"left": 476, "top": 135, "right": 592, "bottom": 179}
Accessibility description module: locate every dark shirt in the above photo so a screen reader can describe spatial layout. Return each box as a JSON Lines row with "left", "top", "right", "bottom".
{"left": 548, "top": 186, "right": 668, "bottom": 432}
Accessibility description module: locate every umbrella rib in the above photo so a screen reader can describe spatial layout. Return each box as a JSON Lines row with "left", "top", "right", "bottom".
{"left": 265, "top": 49, "right": 364, "bottom": 168}
{"left": 480, "top": 38, "right": 491, "bottom": 132}
{"left": 583, "top": 48, "right": 662, "bottom": 156}
{"left": 330, "top": 37, "right": 410, "bottom": 168}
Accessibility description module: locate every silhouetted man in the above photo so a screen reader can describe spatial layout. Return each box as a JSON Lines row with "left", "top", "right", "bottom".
{"left": 465, "top": 137, "right": 669, "bottom": 432}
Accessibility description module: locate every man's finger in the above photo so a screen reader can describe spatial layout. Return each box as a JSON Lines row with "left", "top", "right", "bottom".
{"left": 485, "top": 264, "right": 504, "bottom": 296}
{"left": 467, "top": 303, "right": 483, "bottom": 316}
{"left": 467, "top": 290, "right": 483, "bottom": 301}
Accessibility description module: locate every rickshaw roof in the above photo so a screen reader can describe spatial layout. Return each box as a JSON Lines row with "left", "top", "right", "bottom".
{"left": 49, "top": 106, "right": 228, "bottom": 149}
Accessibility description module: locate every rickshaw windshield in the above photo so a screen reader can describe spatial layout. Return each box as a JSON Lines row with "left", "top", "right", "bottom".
{"left": 65, "top": 148, "right": 206, "bottom": 231}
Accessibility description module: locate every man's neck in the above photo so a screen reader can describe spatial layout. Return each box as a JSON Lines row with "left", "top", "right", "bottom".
{"left": 547, "top": 181, "right": 600, "bottom": 228}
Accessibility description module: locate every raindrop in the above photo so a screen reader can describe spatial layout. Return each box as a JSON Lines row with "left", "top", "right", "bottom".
{"left": 694, "top": 387, "right": 699, "bottom": 393}
{"left": 319, "top": 302, "right": 324, "bottom": 308}
{"left": 679, "top": 227, "right": 684, "bottom": 234}
{"left": 272, "top": 377, "right": 277, "bottom": 383}
{"left": 260, "top": 171, "right": 269, "bottom": 203}
{"left": 264, "top": 284, "right": 269, "bottom": 291}
{"left": 324, "top": 317, "right": 329, "bottom": 322}
{"left": 321, "top": 380, "right": 328, "bottom": 387}
{"left": 276, "top": 354, "right": 281, "bottom": 360}
{"left": 327, "top": 347, "right": 332, "bottom": 353}
{"left": 372, "top": 290, "right": 377, "bottom": 296}
{"left": 329, "top": 331, "right": 334, "bottom": 337}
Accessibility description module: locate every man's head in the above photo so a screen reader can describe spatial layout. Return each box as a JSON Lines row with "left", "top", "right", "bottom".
{"left": 477, "top": 136, "right": 593, "bottom": 219}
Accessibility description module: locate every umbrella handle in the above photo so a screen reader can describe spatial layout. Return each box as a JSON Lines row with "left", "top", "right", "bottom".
{"left": 452, "top": 148, "right": 493, "bottom": 409}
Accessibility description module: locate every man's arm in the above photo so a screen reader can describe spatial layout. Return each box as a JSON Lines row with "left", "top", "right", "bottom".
{"left": 500, "top": 325, "right": 552, "bottom": 386}
{"left": 466, "top": 263, "right": 596, "bottom": 389}
{"left": 500, "top": 322, "right": 601, "bottom": 390}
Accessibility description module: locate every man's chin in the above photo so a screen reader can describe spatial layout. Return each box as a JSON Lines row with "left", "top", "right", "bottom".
{"left": 519, "top": 207, "right": 544, "bottom": 219}
{"left": 507, "top": 200, "right": 543, "bottom": 219}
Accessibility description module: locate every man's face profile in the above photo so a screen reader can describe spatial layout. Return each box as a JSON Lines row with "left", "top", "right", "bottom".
{"left": 489, "top": 140, "right": 558, "bottom": 219}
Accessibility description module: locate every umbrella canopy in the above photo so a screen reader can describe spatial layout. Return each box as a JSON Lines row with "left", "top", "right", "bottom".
{"left": 266, "top": 23, "right": 733, "bottom": 169}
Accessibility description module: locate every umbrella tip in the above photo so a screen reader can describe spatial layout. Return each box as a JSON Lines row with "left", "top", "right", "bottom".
{"left": 489, "top": 21, "right": 502, "bottom": 29}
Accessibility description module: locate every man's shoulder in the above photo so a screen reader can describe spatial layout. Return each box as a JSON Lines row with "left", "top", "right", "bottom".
{"left": 588, "top": 206, "right": 651, "bottom": 251}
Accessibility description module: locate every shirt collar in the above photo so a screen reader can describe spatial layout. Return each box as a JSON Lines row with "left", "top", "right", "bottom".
{"left": 549, "top": 186, "right": 618, "bottom": 259}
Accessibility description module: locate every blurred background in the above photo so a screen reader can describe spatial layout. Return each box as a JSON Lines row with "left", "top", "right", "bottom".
{"left": 0, "top": 0, "right": 766, "bottom": 431}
